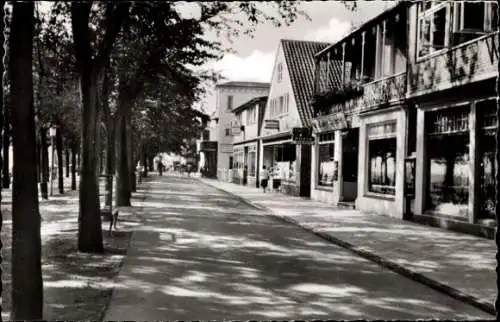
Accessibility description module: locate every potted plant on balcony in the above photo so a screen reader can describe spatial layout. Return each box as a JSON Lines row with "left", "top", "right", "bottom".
{"left": 311, "top": 79, "right": 365, "bottom": 116}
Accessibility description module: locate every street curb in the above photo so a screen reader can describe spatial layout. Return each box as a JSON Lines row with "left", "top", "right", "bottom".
{"left": 200, "top": 178, "right": 496, "bottom": 316}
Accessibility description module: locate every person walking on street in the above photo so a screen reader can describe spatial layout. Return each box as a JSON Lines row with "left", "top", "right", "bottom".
{"left": 260, "top": 165, "right": 269, "bottom": 193}
{"left": 158, "top": 161, "right": 164, "bottom": 176}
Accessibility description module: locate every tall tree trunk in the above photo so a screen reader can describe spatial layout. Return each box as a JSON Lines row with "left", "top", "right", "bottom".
{"left": 77, "top": 69, "right": 103, "bottom": 253}
{"left": 56, "top": 127, "right": 63, "bottom": 194}
{"left": 0, "top": 1, "right": 5, "bottom": 316}
{"left": 115, "top": 112, "right": 130, "bottom": 206}
{"left": 71, "top": 3, "right": 108, "bottom": 254}
{"left": 149, "top": 156, "right": 154, "bottom": 172}
{"left": 10, "top": 2, "right": 43, "bottom": 319}
{"left": 36, "top": 135, "right": 40, "bottom": 184}
{"left": 2, "top": 122, "right": 9, "bottom": 188}
{"left": 65, "top": 148, "right": 70, "bottom": 178}
{"left": 71, "top": 142, "right": 77, "bottom": 191}
{"left": 39, "top": 127, "right": 48, "bottom": 199}
{"left": 495, "top": 14, "right": 500, "bottom": 319}
{"left": 127, "top": 113, "right": 136, "bottom": 193}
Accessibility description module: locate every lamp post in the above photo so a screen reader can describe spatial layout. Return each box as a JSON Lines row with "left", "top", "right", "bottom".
{"left": 49, "top": 125, "right": 57, "bottom": 196}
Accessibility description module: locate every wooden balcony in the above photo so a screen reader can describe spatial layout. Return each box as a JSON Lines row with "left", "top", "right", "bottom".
{"left": 312, "top": 72, "right": 407, "bottom": 132}
{"left": 409, "top": 31, "right": 499, "bottom": 97}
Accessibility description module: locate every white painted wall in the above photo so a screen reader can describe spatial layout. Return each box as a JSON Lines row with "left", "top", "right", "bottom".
{"left": 356, "top": 108, "right": 406, "bottom": 219}
{"left": 233, "top": 102, "right": 261, "bottom": 143}
{"left": 215, "top": 86, "right": 269, "bottom": 172}
{"left": 260, "top": 43, "right": 302, "bottom": 139}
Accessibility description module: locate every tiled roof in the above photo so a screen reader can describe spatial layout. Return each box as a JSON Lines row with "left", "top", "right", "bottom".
{"left": 282, "top": 39, "right": 342, "bottom": 126}
{"left": 216, "top": 81, "right": 270, "bottom": 88}
{"left": 232, "top": 96, "right": 268, "bottom": 114}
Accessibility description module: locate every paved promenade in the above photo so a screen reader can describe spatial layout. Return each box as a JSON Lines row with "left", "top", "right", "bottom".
{"left": 103, "top": 175, "right": 491, "bottom": 320}
{"left": 200, "top": 178, "right": 497, "bottom": 315}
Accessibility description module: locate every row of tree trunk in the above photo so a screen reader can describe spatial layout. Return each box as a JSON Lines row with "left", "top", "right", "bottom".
{"left": 5, "top": 2, "right": 154, "bottom": 318}
{"left": 36, "top": 127, "right": 79, "bottom": 199}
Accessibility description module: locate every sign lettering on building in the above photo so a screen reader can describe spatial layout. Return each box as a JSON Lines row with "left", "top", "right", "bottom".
{"left": 264, "top": 119, "right": 280, "bottom": 130}
{"left": 220, "top": 144, "right": 233, "bottom": 153}
{"left": 312, "top": 113, "right": 348, "bottom": 133}
{"left": 292, "top": 127, "right": 314, "bottom": 145}
{"left": 427, "top": 108, "right": 469, "bottom": 135}
{"left": 230, "top": 119, "right": 242, "bottom": 135}
{"left": 367, "top": 121, "right": 397, "bottom": 139}
{"left": 200, "top": 141, "right": 217, "bottom": 152}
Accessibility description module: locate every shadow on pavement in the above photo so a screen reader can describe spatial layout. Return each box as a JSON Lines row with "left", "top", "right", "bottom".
{"left": 105, "top": 176, "right": 489, "bottom": 320}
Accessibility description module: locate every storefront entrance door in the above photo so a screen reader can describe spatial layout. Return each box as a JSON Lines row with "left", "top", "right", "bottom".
{"left": 342, "top": 129, "right": 359, "bottom": 202}
{"left": 299, "top": 144, "right": 311, "bottom": 197}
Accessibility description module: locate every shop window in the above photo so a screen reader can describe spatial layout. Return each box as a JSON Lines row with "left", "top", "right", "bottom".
{"left": 318, "top": 143, "right": 335, "bottom": 187}
{"left": 427, "top": 134, "right": 469, "bottom": 217}
{"left": 426, "top": 108, "right": 470, "bottom": 217}
{"left": 367, "top": 122, "right": 397, "bottom": 195}
{"left": 368, "top": 138, "right": 397, "bottom": 195}
{"left": 478, "top": 99, "right": 497, "bottom": 220}
{"left": 272, "top": 144, "right": 297, "bottom": 182}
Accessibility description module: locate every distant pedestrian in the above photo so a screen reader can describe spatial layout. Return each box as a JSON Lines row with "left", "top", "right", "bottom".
{"left": 260, "top": 165, "right": 269, "bottom": 193}
{"left": 136, "top": 162, "right": 144, "bottom": 183}
{"left": 158, "top": 162, "right": 164, "bottom": 176}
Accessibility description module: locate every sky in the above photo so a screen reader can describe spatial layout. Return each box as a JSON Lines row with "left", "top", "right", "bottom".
{"left": 37, "top": 1, "right": 396, "bottom": 115}
{"left": 190, "top": 1, "right": 397, "bottom": 115}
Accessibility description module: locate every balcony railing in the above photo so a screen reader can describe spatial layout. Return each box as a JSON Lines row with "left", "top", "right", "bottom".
{"left": 312, "top": 72, "right": 406, "bottom": 132}
{"left": 329, "top": 72, "right": 406, "bottom": 116}
{"left": 409, "top": 31, "right": 499, "bottom": 96}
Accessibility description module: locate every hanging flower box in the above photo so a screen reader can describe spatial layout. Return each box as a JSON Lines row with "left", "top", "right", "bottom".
{"left": 311, "top": 79, "right": 365, "bottom": 116}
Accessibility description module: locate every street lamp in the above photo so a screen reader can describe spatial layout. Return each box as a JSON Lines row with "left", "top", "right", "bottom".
{"left": 49, "top": 125, "right": 57, "bottom": 196}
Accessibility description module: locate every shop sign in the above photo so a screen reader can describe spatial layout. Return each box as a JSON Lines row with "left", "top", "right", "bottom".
{"left": 220, "top": 144, "right": 233, "bottom": 153}
{"left": 367, "top": 121, "right": 397, "bottom": 139}
{"left": 200, "top": 141, "right": 217, "bottom": 152}
{"left": 312, "top": 113, "right": 348, "bottom": 133}
{"left": 292, "top": 127, "right": 314, "bottom": 145}
{"left": 264, "top": 119, "right": 280, "bottom": 130}
{"left": 230, "top": 119, "right": 242, "bottom": 135}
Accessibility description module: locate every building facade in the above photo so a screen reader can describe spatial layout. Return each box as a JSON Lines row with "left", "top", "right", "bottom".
{"left": 408, "top": 1, "right": 498, "bottom": 236}
{"left": 231, "top": 96, "right": 268, "bottom": 187}
{"left": 311, "top": 3, "right": 409, "bottom": 217}
{"left": 258, "top": 39, "right": 332, "bottom": 197}
{"left": 214, "top": 82, "right": 270, "bottom": 182}
{"left": 308, "top": 1, "right": 499, "bottom": 237}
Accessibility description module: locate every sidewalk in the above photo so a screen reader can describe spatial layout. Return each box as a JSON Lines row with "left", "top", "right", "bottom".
{"left": 200, "top": 178, "right": 496, "bottom": 315}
